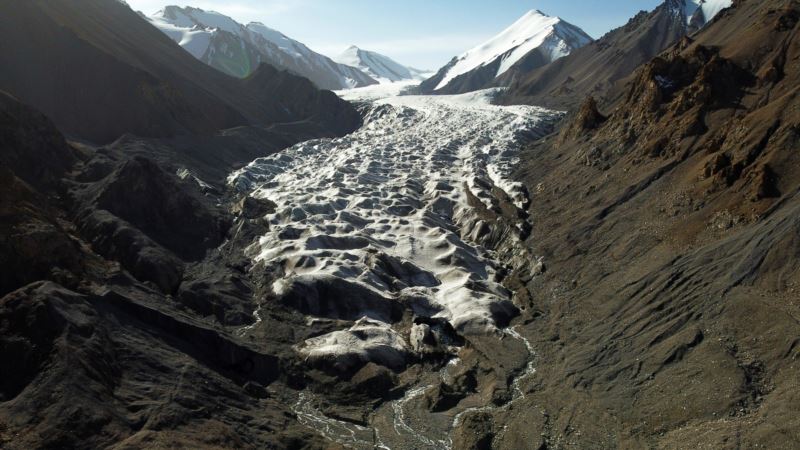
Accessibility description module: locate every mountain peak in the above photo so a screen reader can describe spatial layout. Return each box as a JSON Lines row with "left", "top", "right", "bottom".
{"left": 421, "top": 8, "right": 591, "bottom": 93}
{"left": 521, "top": 9, "right": 562, "bottom": 23}
{"left": 526, "top": 9, "right": 551, "bottom": 18}
{"left": 333, "top": 46, "right": 421, "bottom": 83}
{"left": 154, "top": 6, "right": 241, "bottom": 35}
{"left": 162, "top": 5, "right": 205, "bottom": 15}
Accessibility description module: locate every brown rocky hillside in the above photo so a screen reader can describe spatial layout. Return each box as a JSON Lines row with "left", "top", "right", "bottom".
{"left": 497, "top": 0, "right": 800, "bottom": 447}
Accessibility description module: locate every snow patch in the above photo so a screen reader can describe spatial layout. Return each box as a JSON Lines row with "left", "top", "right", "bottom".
{"left": 246, "top": 22, "right": 305, "bottom": 58}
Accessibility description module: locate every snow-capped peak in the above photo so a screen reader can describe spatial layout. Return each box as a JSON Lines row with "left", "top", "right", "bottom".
{"left": 433, "top": 9, "right": 592, "bottom": 91}
{"left": 334, "top": 46, "right": 424, "bottom": 84}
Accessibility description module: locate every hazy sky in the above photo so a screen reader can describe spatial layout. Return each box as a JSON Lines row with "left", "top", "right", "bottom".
{"left": 126, "top": 0, "right": 663, "bottom": 69}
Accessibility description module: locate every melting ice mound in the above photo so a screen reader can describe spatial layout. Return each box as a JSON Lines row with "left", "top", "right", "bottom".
{"left": 229, "top": 89, "right": 559, "bottom": 368}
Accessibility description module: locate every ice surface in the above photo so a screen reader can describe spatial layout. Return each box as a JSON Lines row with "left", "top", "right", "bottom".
{"left": 336, "top": 79, "right": 421, "bottom": 101}
{"left": 230, "top": 87, "right": 559, "bottom": 364}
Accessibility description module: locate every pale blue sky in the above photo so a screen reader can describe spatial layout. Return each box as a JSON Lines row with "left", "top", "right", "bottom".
{"left": 127, "top": 0, "right": 663, "bottom": 69}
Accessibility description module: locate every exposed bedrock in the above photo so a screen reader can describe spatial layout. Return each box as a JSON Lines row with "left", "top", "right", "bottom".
{"left": 0, "top": 280, "right": 289, "bottom": 448}
{"left": 65, "top": 149, "right": 236, "bottom": 295}
{"left": 0, "top": 170, "right": 87, "bottom": 297}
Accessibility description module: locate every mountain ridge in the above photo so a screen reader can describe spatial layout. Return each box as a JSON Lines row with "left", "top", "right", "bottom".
{"left": 147, "top": 5, "right": 378, "bottom": 90}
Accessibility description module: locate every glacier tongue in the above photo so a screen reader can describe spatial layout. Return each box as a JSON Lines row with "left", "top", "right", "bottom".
{"left": 229, "top": 88, "right": 559, "bottom": 365}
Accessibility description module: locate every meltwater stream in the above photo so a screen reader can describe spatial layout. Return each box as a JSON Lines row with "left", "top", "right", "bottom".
{"left": 229, "top": 87, "right": 559, "bottom": 449}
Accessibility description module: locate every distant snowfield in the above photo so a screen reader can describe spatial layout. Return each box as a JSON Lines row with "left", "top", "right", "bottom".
{"left": 229, "top": 87, "right": 559, "bottom": 366}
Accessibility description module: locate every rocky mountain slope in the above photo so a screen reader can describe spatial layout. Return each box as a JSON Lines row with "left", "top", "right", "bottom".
{"left": 148, "top": 6, "right": 378, "bottom": 90}
{"left": 0, "top": 89, "right": 335, "bottom": 447}
{"left": 334, "top": 46, "right": 427, "bottom": 83}
{"left": 419, "top": 10, "right": 592, "bottom": 95}
{"left": 493, "top": 0, "right": 800, "bottom": 447}
{"left": 0, "top": 3, "right": 366, "bottom": 443}
{"left": 0, "top": 0, "right": 360, "bottom": 144}
{"left": 500, "top": 0, "right": 732, "bottom": 109}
